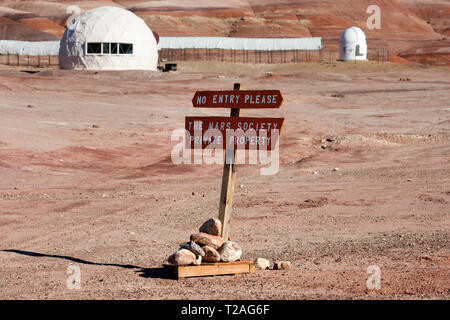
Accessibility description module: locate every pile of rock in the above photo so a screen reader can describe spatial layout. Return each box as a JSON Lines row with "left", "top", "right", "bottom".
{"left": 167, "top": 218, "right": 243, "bottom": 266}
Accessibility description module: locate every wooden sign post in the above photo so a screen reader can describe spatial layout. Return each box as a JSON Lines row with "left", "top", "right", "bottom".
{"left": 188, "top": 83, "right": 284, "bottom": 242}
{"left": 219, "top": 83, "right": 242, "bottom": 241}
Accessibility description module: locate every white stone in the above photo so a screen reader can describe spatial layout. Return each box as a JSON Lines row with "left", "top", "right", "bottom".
{"left": 254, "top": 257, "right": 270, "bottom": 270}
{"left": 167, "top": 248, "right": 196, "bottom": 266}
{"left": 218, "top": 241, "right": 242, "bottom": 262}
{"left": 274, "top": 261, "right": 292, "bottom": 270}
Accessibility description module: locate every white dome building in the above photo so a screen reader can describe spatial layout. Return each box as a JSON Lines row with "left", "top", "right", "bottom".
{"left": 59, "top": 6, "right": 158, "bottom": 70}
{"left": 339, "top": 26, "right": 367, "bottom": 61}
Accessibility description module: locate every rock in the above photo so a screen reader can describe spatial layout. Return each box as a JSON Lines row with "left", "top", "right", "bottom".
{"left": 193, "top": 255, "right": 202, "bottom": 266}
{"left": 218, "top": 241, "right": 242, "bottom": 262}
{"left": 167, "top": 248, "right": 196, "bottom": 266}
{"left": 180, "top": 241, "right": 205, "bottom": 256}
{"left": 274, "top": 261, "right": 291, "bottom": 270}
{"left": 199, "top": 218, "right": 222, "bottom": 236}
{"left": 254, "top": 257, "right": 270, "bottom": 270}
{"left": 190, "top": 232, "right": 224, "bottom": 250}
{"left": 333, "top": 167, "right": 339, "bottom": 171}
{"left": 202, "top": 245, "right": 221, "bottom": 262}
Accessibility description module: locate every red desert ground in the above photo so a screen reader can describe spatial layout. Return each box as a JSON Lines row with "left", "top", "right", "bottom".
{"left": 0, "top": 0, "right": 449, "bottom": 299}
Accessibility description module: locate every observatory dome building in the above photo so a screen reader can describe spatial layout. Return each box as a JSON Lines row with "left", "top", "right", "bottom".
{"left": 339, "top": 26, "right": 367, "bottom": 61}
{"left": 59, "top": 6, "right": 158, "bottom": 70}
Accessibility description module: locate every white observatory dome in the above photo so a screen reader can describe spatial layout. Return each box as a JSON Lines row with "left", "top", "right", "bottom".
{"left": 59, "top": 6, "right": 158, "bottom": 70}
{"left": 339, "top": 26, "right": 367, "bottom": 61}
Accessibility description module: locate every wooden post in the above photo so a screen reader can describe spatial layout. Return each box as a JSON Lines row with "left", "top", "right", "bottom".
{"left": 218, "top": 83, "right": 243, "bottom": 241}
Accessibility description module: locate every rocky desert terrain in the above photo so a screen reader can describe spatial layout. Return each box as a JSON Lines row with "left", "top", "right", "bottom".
{"left": 0, "top": 60, "right": 449, "bottom": 299}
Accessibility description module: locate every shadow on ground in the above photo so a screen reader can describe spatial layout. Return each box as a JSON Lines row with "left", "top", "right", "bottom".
{"left": 2, "top": 249, "right": 175, "bottom": 280}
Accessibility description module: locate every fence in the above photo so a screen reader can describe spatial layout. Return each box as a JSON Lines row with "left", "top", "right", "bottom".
{"left": 0, "top": 47, "right": 390, "bottom": 67}
{"left": 159, "top": 48, "right": 322, "bottom": 64}
{"left": 0, "top": 53, "right": 58, "bottom": 67}
{"left": 159, "top": 47, "right": 390, "bottom": 64}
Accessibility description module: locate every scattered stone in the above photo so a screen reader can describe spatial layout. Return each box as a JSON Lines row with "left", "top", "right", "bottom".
{"left": 202, "top": 245, "right": 221, "bottom": 262}
{"left": 333, "top": 167, "right": 339, "bottom": 171}
{"left": 254, "top": 257, "right": 270, "bottom": 270}
{"left": 239, "top": 184, "right": 244, "bottom": 189}
{"left": 26, "top": 104, "right": 35, "bottom": 108}
{"left": 312, "top": 171, "right": 318, "bottom": 175}
{"left": 192, "top": 255, "right": 202, "bottom": 266}
{"left": 192, "top": 191, "right": 196, "bottom": 196}
{"left": 191, "top": 232, "right": 224, "bottom": 250}
{"left": 167, "top": 248, "right": 196, "bottom": 266}
{"left": 274, "top": 261, "right": 291, "bottom": 270}
{"left": 180, "top": 241, "right": 205, "bottom": 256}
{"left": 92, "top": 124, "right": 100, "bottom": 128}
{"left": 199, "top": 218, "right": 222, "bottom": 237}
{"left": 218, "top": 241, "right": 242, "bottom": 262}
{"left": 407, "top": 179, "right": 413, "bottom": 182}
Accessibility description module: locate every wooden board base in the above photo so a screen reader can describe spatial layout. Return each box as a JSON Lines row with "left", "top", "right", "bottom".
{"left": 165, "top": 261, "right": 255, "bottom": 280}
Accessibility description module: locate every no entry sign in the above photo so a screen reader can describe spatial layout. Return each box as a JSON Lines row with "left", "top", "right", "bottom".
{"left": 185, "top": 83, "right": 284, "bottom": 241}
{"left": 192, "top": 90, "right": 283, "bottom": 109}
{"left": 185, "top": 116, "right": 285, "bottom": 150}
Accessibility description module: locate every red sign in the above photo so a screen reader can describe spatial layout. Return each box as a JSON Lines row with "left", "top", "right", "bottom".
{"left": 185, "top": 116, "right": 285, "bottom": 150}
{"left": 192, "top": 90, "right": 283, "bottom": 109}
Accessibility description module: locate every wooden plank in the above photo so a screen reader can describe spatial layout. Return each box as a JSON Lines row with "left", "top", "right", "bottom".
{"left": 173, "top": 261, "right": 255, "bottom": 279}
{"left": 192, "top": 90, "right": 283, "bottom": 109}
